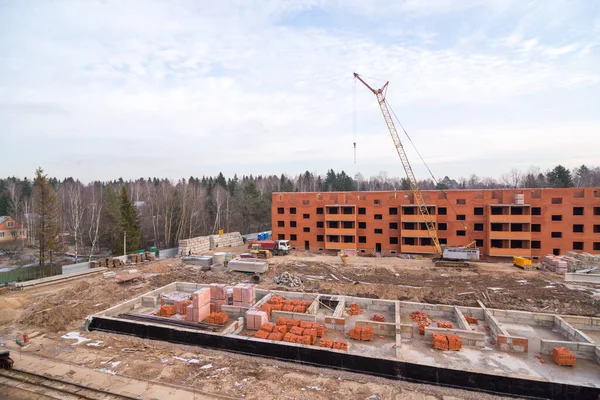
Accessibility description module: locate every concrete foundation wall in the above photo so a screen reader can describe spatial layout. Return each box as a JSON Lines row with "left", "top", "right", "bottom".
{"left": 457, "top": 306, "right": 486, "bottom": 320}
{"left": 487, "top": 309, "right": 554, "bottom": 327}
{"left": 564, "top": 273, "right": 600, "bottom": 284}
{"left": 399, "top": 301, "right": 455, "bottom": 319}
{"left": 560, "top": 315, "right": 600, "bottom": 331}
{"left": 398, "top": 324, "right": 413, "bottom": 339}
{"left": 540, "top": 340, "right": 598, "bottom": 361}
{"left": 424, "top": 327, "right": 486, "bottom": 347}
{"left": 356, "top": 320, "right": 397, "bottom": 337}
{"left": 483, "top": 309, "right": 509, "bottom": 339}
{"left": 596, "top": 346, "right": 600, "bottom": 365}
{"left": 497, "top": 335, "right": 529, "bottom": 353}
{"left": 554, "top": 316, "right": 595, "bottom": 343}
{"left": 97, "top": 282, "right": 178, "bottom": 317}
{"left": 222, "top": 317, "right": 244, "bottom": 335}
{"left": 272, "top": 310, "right": 316, "bottom": 323}
{"left": 454, "top": 307, "right": 471, "bottom": 331}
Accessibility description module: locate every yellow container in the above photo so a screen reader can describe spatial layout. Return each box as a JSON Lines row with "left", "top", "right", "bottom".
{"left": 513, "top": 256, "right": 532, "bottom": 268}
{"left": 218, "top": 229, "right": 224, "bottom": 235}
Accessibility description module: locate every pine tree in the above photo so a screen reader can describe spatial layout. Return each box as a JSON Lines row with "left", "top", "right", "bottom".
{"left": 117, "top": 186, "right": 141, "bottom": 254}
{"left": 546, "top": 165, "right": 573, "bottom": 188}
{"left": 33, "top": 168, "right": 61, "bottom": 273}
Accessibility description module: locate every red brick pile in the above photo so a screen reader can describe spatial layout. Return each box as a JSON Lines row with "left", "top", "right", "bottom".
{"left": 157, "top": 305, "right": 175, "bottom": 317}
{"left": 465, "top": 316, "right": 478, "bottom": 324}
{"left": 333, "top": 341, "right": 348, "bottom": 351}
{"left": 319, "top": 338, "right": 334, "bottom": 348}
{"left": 346, "top": 303, "right": 364, "bottom": 316}
{"left": 410, "top": 311, "right": 430, "bottom": 323}
{"left": 204, "top": 312, "right": 228, "bottom": 325}
{"left": 552, "top": 347, "right": 576, "bottom": 366}
{"left": 432, "top": 333, "right": 462, "bottom": 351}
{"left": 419, "top": 321, "right": 430, "bottom": 335}
{"left": 173, "top": 299, "right": 192, "bottom": 315}
{"left": 370, "top": 314, "right": 385, "bottom": 322}
{"left": 437, "top": 321, "right": 454, "bottom": 329}
{"left": 267, "top": 296, "right": 312, "bottom": 314}
{"left": 349, "top": 325, "right": 374, "bottom": 341}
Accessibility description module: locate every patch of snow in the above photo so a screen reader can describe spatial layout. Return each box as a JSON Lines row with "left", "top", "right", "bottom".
{"left": 517, "top": 280, "right": 528, "bottom": 284}
{"left": 100, "top": 360, "right": 121, "bottom": 368}
{"left": 306, "top": 386, "right": 321, "bottom": 391}
{"left": 160, "top": 358, "right": 169, "bottom": 363}
{"left": 200, "top": 363, "right": 213, "bottom": 369}
{"left": 215, "top": 367, "right": 229, "bottom": 372}
{"left": 544, "top": 286, "right": 556, "bottom": 289}
{"left": 61, "top": 332, "right": 90, "bottom": 346}
{"left": 86, "top": 340, "right": 103, "bottom": 347}
{"left": 95, "top": 368, "right": 116, "bottom": 375}
{"left": 234, "top": 381, "right": 243, "bottom": 387}
{"left": 487, "top": 287, "right": 503, "bottom": 291}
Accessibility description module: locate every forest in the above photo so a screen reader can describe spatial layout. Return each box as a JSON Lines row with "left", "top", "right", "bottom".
{"left": 0, "top": 164, "right": 598, "bottom": 258}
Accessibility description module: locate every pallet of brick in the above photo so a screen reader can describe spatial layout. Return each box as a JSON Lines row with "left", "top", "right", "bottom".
{"left": 209, "top": 283, "right": 228, "bottom": 300}
{"left": 552, "top": 347, "right": 576, "bottom": 366}
{"left": 233, "top": 284, "right": 255, "bottom": 307}
{"left": 447, "top": 334, "right": 462, "bottom": 351}
{"left": 465, "top": 316, "right": 478, "bottom": 324}
{"left": 437, "top": 321, "right": 453, "bottom": 329}
{"left": 174, "top": 299, "right": 191, "bottom": 315}
{"left": 433, "top": 333, "right": 449, "bottom": 350}
{"left": 209, "top": 232, "right": 244, "bottom": 249}
{"left": 319, "top": 338, "right": 334, "bottom": 348}
{"left": 157, "top": 305, "right": 175, "bottom": 317}
{"left": 419, "top": 321, "right": 430, "bottom": 335}
{"left": 267, "top": 332, "right": 284, "bottom": 341}
{"left": 261, "top": 323, "right": 276, "bottom": 333}
{"left": 254, "top": 330, "right": 270, "bottom": 339}
{"left": 349, "top": 325, "right": 373, "bottom": 341}
{"left": 246, "top": 310, "right": 268, "bottom": 330}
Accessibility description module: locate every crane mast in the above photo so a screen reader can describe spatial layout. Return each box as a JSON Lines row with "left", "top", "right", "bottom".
{"left": 354, "top": 73, "right": 442, "bottom": 256}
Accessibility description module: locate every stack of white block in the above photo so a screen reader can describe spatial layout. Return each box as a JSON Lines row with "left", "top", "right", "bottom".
{"left": 209, "top": 232, "right": 244, "bottom": 249}
{"left": 178, "top": 236, "right": 211, "bottom": 255}
{"left": 541, "top": 255, "right": 568, "bottom": 274}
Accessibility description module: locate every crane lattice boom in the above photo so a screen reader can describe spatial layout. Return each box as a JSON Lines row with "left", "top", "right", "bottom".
{"left": 354, "top": 73, "right": 442, "bottom": 256}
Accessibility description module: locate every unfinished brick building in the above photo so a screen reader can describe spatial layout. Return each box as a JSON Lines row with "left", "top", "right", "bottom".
{"left": 271, "top": 188, "right": 600, "bottom": 260}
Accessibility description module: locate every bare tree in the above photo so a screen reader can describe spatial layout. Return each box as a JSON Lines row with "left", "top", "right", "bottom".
{"left": 87, "top": 183, "right": 104, "bottom": 260}
{"left": 64, "top": 181, "right": 85, "bottom": 260}
{"left": 501, "top": 168, "right": 523, "bottom": 188}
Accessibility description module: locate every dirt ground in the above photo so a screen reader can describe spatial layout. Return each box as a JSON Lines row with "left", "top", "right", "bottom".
{"left": 1, "top": 251, "right": 599, "bottom": 399}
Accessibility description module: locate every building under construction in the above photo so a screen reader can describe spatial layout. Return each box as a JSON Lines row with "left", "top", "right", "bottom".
{"left": 271, "top": 187, "right": 600, "bottom": 259}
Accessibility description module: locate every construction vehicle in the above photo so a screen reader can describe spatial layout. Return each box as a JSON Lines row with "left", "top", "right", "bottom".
{"left": 250, "top": 245, "right": 272, "bottom": 259}
{"left": 354, "top": 73, "right": 480, "bottom": 268}
{"left": 247, "top": 240, "right": 290, "bottom": 256}
{"left": 513, "top": 256, "right": 534, "bottom": 270}
{"left": 0, "top": 350, "right": 14, "bottom": 370}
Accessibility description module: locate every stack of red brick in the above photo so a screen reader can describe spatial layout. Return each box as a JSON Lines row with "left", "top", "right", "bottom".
{"left": 209, "top": 283, "right": 227, "bottom": 313}
{"left": 204, "top": 312, "right": 229, "bottom": 325}
{"left": 157, "top": 305, "right": 175, "bottom": 317}
{"left": 410, "top": 311, "right": 432, "bottom": 335}
{"left": 465, "top": 316, "right": 478, "bottom": 324}
{"left": 432, "top": 333, "right": 462, "bottom": 351}
{"left": 437, "top": 321, "right": 454, "bottom": 329}
{"left": 173, "top": 299, "right": 192, "bottom": 315}
{"left": 233, "top": 284, "right": 255, "bottom": 307}
{"left": 349, "top": 325, "right": 374, "bottom": 341}
{"left": 346, "top": 303, "right": 364, "bottom": 316}
{"left": 552, "top": 347, "right": 576, "bottom": 366}
{"left": 318, "top": 338, "right": 348, "bottom": 351}
{"left": 267, "top": 296, "right": 312, "bottom": 314}
{"left": 185, "top": 288, "right": 211, "bottom": 322}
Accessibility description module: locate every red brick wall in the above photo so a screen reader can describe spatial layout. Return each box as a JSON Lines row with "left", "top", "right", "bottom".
{"left": 271, "top": 188, "right": 600, "bottom": 259}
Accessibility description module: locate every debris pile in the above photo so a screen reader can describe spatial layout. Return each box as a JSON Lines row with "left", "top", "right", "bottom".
{"left": 274, "top": 272, "right": 303, "bottom": 287}
{"left": 346, "top": 303, "right": 364, "bottom": 316}
{"left": 433, "top": 333, "right": 462, "bottom": 351}
{"left": 370, "top": 314, "right": 385, "bottom": 322}
{"left": 349, "top": 325, "right": 373, "bottom": 341}
{"left": 410, "top": 311, "right": 430, "bottom": 322}
{"left": 437, "top": 321, "right": 454, "bottom": 329}
{"left": 552, "top": 347, "right": 576, "bottom": 366}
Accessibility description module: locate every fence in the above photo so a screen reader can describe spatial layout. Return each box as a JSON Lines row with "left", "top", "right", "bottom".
{"left": 0, "top": 264, "right": 63, "bottom": 285}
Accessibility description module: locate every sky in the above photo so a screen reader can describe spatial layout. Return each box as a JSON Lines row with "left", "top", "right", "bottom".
{"left": 1, "top": 0, "right": 599, "bottom": 183}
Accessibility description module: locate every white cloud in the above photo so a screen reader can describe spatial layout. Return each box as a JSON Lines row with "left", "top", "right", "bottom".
{"left": 0, "top": 0, "right": 598, "bottom": 182}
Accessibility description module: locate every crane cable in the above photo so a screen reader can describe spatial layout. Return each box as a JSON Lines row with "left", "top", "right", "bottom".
{"left": 353, "top": 76, "right": 357, "bottom": 164}
{"left": 386, "top": 101, "right": 473, "bottom": 241}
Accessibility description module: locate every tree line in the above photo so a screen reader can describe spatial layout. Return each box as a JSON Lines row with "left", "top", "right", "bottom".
{"left": 0, "top": 164, "right": 598, "bottom": 259}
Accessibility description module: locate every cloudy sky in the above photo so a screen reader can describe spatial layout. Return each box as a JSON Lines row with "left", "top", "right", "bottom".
{"left": 1, "top": 0, "right": 599, "bottom": 182}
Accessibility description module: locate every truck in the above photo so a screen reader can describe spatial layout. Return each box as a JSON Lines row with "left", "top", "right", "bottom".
{"left": 247, "top": 240, "right": 290, "bottom": 256}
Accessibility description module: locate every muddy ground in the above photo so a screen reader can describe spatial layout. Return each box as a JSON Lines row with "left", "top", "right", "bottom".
{"left": 1, "top": 254, "right": 598, "bottom": 399}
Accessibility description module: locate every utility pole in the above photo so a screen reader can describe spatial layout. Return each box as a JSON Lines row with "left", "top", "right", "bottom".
{"left": 123, "top": 231, "right": 127, "bottom": 257}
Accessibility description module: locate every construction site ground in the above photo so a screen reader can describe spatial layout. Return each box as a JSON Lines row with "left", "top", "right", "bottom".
{"left": 1, "top": 247, "right": 599, "bottom": 399}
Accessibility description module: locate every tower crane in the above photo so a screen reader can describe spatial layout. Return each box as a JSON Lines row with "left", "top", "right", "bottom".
{"left": 354, "top": 73, "right": 479, "bottom": 266}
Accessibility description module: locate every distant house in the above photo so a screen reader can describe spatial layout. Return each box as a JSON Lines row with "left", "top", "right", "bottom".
{"left": 0, "top": 216, "right": 27, "bottom": 242}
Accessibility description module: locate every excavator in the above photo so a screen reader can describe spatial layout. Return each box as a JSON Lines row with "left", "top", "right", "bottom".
{"left": 354, "top": 73, "right": 480, "bottom": 267}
